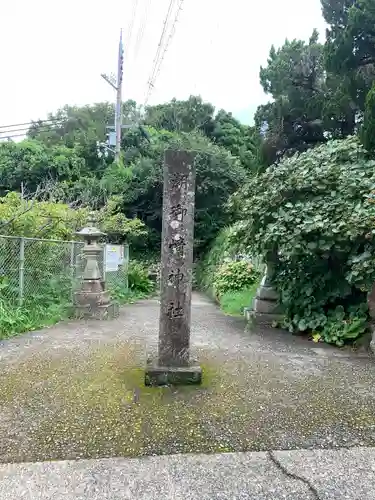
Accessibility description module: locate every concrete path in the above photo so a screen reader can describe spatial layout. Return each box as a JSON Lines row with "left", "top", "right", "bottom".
{"left": 0, "top": 293, "right": 375, "bottom": 498}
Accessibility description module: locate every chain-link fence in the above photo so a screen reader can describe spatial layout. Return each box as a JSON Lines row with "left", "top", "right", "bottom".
{"left": 0, "top": 235, "right": 129, "bottom": 306}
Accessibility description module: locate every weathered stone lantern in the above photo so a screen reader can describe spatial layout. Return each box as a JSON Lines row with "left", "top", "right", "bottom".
{"left": 245, "top": 252, "right": 284, "bottom": 326}
{"left": 74, "top": 213, "right": 119, "bottom": 319}
{"left": 367, "top": 283, "right": 375, "bottom": 354}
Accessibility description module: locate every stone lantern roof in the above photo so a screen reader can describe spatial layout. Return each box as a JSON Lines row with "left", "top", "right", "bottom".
{"left": 76, "top": 212, "right": 106, "bottom": 242}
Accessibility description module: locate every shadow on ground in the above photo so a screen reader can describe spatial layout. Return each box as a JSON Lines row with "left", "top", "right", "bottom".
{"left": 0, "top": 293, "right": 374, "bottom": 463}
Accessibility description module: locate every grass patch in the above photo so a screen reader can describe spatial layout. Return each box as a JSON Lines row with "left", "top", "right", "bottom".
{"left": 0, "top": 300, "right": 71, "bottom": 340}
{"left": 110, "top": 287, "right": 152, "bottom": 305}
{"left": 0, "top": 287, "right": 152, "bottom": 340}
{"left": 219, "top": 284, "right": 258, "bottom": 317}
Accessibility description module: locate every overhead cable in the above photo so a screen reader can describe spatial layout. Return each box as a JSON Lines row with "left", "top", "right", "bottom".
{"left": 144, "top": 0, "right": 177, "bottom": 107}
{"left": 0, "top": 118, "right": 60, "bottom": 130}
{"left": 132, "top": 0, "right": 152, "bottom": 62}
{"left": 151, "top": 0, "right": 185, "bottom": 90}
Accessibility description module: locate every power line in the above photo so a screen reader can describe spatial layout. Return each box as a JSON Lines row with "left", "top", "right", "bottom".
{"left": 0, "top": 133, "right": 31, "bottom": 141}
{"left": 0, "top": 127, "right": 63, "bottom": 141}
{"left": 144, "top": 0, "right": 177, "bottom": 107}
{"left": 0, "top": 120, "right": 66, "bottom": 141}
{"left": 125, "top": 0, "right": 139, "bottom": 57}
{"left": 146, "top": 0, "right": 176, "bottom": 91}
{"left": 0, "top": 118, "right": 60, "bottom": 130}
{"left": 132, "top": 0, "right": 151, "bottom": 62}
{"left": 151, "top": 0, "right": 184, "bottom": 90}
{"left": 0, "top": 123, "right": 63, "bottom": 135}
{"left": 0, "top": 120, "right": 64, "bottom": 140}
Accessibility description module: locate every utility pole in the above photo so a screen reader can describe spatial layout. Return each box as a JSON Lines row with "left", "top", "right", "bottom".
{"left": 99, "top": 30, "right": 149, "bottom": 160}
{"left": 115, "top": 29, "right": 124, "bottom": 162}
{"left": 101, "top": 29, "right": 124, "bottom": 163}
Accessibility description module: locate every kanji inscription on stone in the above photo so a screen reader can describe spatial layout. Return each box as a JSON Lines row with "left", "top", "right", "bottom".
{"left": 166, "top": 301, "right": 184, "bottom": 319}
{"left": 168, "top": 268, "right": 184, "bottom": 285}
{"left": 170, "top": 172, "right": 188, "bottom": 190}
{"left": 158, "top": 150, "right": 196, "bottom": 366}
{"left": 170, "top": 204, "right": 187, "bottom": 221}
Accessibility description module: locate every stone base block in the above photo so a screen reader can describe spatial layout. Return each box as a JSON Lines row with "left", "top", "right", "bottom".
{"left": 74, "top": 301, "right": 119, "bottom": 320}
{"left": 252, "top": 298, "right": 283, "bottom": 314}
{"left": 256, "top": 285, "right": 279, "bottom": 301}
{"left": 74, "top": 290, "right": 111, "bottom": 306}
{"left": 145, "top": 362, "right": 202, "bottom": 386}
{"left": 370, "top": 330, "right": 375, "bottom": 355}
{"left": 244, "top": 307, "right": 283, "bottom": 326}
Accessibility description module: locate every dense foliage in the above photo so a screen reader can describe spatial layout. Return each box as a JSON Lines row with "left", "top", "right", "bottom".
{"left": 230, "top": 136, "right": 375, "bottom": 344}
{"left": 112, "top": 129, "right": 247, "bottom": 255}
{"left": 0, "top": 97, "right": 254, "bottom": 255}
{"left": 195, "top": 225, "right": 253, "bottom": 294}
{"left": 195, "top": 225, "right": 262, "bottom": 316}
{"left": 0, "top": 192, "right": 87, "bottom": 239}
{"left": 213, "top": 261, "right": 259, "bottom": 298}
{"left": 0, "top": 191, "right": 146, "bottom": 243}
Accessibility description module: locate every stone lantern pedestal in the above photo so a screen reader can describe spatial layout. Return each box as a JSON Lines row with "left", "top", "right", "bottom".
{"left": 244, "top": 259, "right": 283, "bottom": 326}
{"left": 74, "top": 214, "right": 119, "bottom": 320}
{"left": 367, "top": 283, "right": 375, "bottom": 354}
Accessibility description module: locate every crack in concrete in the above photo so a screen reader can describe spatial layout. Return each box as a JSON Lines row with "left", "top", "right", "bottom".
{"left": 268, "top": 451, "right": 321, "bottom": 499}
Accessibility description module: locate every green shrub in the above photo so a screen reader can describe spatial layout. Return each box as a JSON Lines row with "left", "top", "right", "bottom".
{"left": 195, "top": 224, "right": 261, "bottom": 294}
{"left": 229, "top": 136, "right": 375, "bottom": 344}
{"left": 128, "top": 261, "right": 154, "bottom": 295}
{"left": 213, "top": 261, "right": 259, "bottom": 298}
{"left": 311, "top": 304, "right": 368, "bottom": 346}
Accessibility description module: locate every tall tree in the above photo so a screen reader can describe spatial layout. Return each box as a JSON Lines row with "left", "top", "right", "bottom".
{"left": 256, "top": 30, "right": 326, "bottom": 163}
{"left": 144, "top": 95, "right": 215, "bottom": 134}
{"left": 323, "top": 0, "right": 375, "bottom": 111}
{"left": 145, "top": 96, "right": 262, "bottom": 171}
{"left": 207, "top": 110, "right": 263, "bottom": 171}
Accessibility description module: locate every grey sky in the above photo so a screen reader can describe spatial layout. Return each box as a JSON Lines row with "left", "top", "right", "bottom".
{"left": 1, "top": 0, "right": 327, "bottom": 132}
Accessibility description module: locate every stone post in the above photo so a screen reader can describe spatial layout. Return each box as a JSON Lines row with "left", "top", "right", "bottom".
{"left": 145, "top": 150, "right": 202, "bottom": 386}
{"left": 74, "top": 213, "right": 119, "bottom": 320}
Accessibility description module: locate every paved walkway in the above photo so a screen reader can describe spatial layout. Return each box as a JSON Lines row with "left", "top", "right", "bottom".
{"left": 0, "top": 293, "right": 375, "bottom": 498}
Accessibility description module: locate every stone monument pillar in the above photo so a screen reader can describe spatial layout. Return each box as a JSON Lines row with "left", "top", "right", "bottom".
{"left": 145, "top": 150, "right": 202, "bottom": 386}
{"left": 74, "top": 214, "right": 119, "bottom": 320}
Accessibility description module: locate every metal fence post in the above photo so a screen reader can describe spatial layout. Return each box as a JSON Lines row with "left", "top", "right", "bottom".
{"left": 70, "top": 241, "right": 75, "bottom": 273}
{"left": 70, "top": 241, "right": 76, "bottom": 301}
{"left": 18, "top": 237, "right": 25, "bottom": 306}
{"left": 124, "top": 243, "right": 129, "bottom": 291}
{"left": 102, "top": 243, "right": 107, "bottom": 283}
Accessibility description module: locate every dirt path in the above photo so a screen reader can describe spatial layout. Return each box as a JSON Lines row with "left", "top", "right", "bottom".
{"left": 0, "top": 293, "right": 374, "bottom": 464}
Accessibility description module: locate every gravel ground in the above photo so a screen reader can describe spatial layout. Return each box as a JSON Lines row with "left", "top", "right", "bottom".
{"left": 0, "top": 293, "right": 374, "bottom": 464}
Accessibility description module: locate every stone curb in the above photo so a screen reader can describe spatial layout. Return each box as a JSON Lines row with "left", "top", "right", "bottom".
{"left": 1, "top": 448, "right": 375, "bottom": 499}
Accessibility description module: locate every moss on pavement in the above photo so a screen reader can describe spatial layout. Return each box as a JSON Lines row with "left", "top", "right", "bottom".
{"left": 0, "top": 335, "right": 374, "bottom": 463}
